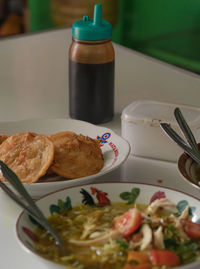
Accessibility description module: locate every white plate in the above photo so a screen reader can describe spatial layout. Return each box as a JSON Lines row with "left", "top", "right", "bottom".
{"left": 16, "top": 182, "right": 200, "bottom": 269}
{"left": 0, "top": 118, "right": 130, "bottom": 198}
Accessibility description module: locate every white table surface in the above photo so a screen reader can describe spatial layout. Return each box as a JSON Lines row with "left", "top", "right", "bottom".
{"left": 0, "top": 27, "right": 200, "bottom": 268}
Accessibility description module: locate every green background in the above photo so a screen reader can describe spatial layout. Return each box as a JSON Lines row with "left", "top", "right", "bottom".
{"left": 28, "top": 0, "right": 200, "bottom": 73}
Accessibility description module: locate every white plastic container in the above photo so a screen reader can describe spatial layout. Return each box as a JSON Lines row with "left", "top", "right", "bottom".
{"left": 121, "top": 100, "right": 200, "bottom": 162}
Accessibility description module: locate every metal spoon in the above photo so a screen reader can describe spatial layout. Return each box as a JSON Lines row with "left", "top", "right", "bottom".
{"left": 0, "top": 161, "right": 66, "bottom": 255}
{"left": 160, "top": 123, "right": 200, "bottom": 164}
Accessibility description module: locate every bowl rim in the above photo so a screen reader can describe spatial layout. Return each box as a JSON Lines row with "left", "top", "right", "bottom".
{"left": 25, "top": 181, "right": 200, "bottom": 204}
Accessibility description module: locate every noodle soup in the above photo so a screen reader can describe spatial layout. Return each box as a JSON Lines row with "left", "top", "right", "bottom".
{"left": 17, "top": 183, "right": 200, "bottom": 269}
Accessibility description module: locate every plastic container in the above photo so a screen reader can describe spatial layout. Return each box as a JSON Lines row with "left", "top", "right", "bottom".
{"left": 69, "top": 3, "right": 115, "bottom": 124}
{"left": 121, "top": 100, "right": 200, "bottom": 162}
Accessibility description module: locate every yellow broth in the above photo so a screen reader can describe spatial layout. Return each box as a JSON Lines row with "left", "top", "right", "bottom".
{"left": 34, "top": 203, "right": 144, "bottom": 268}
{"left": 33, "top": 202, "right": 200, "bottom": 268}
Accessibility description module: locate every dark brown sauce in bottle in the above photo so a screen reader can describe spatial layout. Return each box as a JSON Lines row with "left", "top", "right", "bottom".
{"left": 69, "top": 60, "right": 114, "bottom": 124}
{"left": 68, "top": 4, "right": 115, "bottom": 124}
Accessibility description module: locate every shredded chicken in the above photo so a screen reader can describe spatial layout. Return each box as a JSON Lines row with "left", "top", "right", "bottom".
{"left": 147, "top": 198, "right": 177, "bottom": 215}
{"left": 79, "top": 211, "right": 104, "bottom": 240}
{"left": 80, "top": 216, "right": 96, "bottom": 240}
{"left": 169, "top": 214, "right": 182, "bottom": 228}
{"left": 154, "top": 226, "right": 164, "bottom": 249}
{"left": 69, "top": 229, "right": 120, "bottom": 246}
{"left": 179, "top": 205, "right": 189, "bottom": 220}
{"left": 169, "top": 215, "right": 190, "bottom": 240}
{"left": 140, "top": 224, "right": 152, "bottom": 251}
{"left": 90, "top": 231, "right": 106, "bottom": 239}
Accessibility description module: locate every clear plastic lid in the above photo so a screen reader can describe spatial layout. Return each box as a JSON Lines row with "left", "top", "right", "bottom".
{"left": 121, "top": 100, "right": 200, "bottom": 127}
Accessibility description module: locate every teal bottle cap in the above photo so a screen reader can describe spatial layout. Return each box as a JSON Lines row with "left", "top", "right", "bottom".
{"left": 72, "top": 4, "right": 112, "bottom": 41}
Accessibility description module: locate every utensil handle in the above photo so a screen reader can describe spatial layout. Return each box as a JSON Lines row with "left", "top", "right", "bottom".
{"left": 174, "top": 107, "right": 199, "bottom": 152}
{"left": 160, "top": 123, "right": 200, "bottom": 164}
{"left": 0, "top": 180, "right": 45, "bottom": 225}
{"left": 0, "top": 161, "right": 63, "bottom": 246}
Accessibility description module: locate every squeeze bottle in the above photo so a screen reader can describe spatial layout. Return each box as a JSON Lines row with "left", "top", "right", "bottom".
{"left": 69, "top": 3, "right": 115, "bottom": 124}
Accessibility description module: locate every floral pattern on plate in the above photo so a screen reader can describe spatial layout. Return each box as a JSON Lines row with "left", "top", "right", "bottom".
{"left": 21, "top": 184, "right": 200, "bottom": 245}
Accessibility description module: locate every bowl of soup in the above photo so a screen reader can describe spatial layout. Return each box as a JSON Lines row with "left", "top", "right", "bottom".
{"left": 16, "top": 182, "right": 200, "bottom": 268}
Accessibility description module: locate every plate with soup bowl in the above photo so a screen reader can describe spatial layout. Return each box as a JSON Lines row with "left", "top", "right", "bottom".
{"left": 0, "top": 118, "right": 130, "bottom": 198}
{"left": 16, "top": 182, "right": 200, "bottom": 269}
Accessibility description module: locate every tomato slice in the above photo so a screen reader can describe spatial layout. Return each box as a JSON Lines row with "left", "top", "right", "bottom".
{"left": 151, "top": 249, "right": 180, "bottom": 267}
{"left": 113, "top": 208, "right": 143, "bottom": 237}
{"left": 182, "top": 219, "right": 200, "bottom": 239}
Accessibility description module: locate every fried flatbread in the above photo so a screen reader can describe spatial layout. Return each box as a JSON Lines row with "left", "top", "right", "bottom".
{"left": 0, "top": 132, "right": 54, "bottom": 183}
{"left": 0, "top": 134, "right": 8, "bottom": 144}
{"left": 48, "top": 131, "right": 104, "bottom": 179}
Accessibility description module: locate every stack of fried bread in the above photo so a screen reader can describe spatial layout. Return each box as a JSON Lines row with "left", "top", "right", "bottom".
{"left": 0, "top": 131, "right": 104, "bottom": 183}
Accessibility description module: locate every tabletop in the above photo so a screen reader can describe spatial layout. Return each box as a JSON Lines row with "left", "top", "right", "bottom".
{"left": 0, "top": 27, "right": 200, "bottom": 268}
